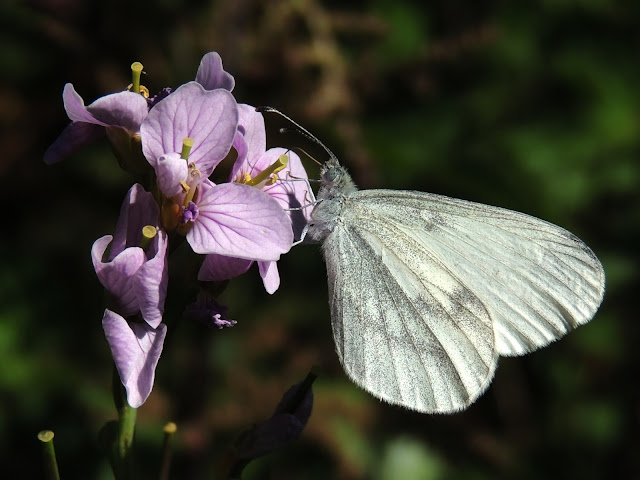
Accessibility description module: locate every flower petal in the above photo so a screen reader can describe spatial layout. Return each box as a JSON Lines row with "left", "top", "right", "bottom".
{"left": 140, "top": 82, "right": 238, "bottom": 176}
{"left": 198, "top": 253, "right": 253, "bottom": 282}
{"left": 195, "top": 51, "right": 235, "bottom": 92}
{"left": 230, "top": 104, "right": 267, "bottom": 178}
{"left": 44, "top": 121, "right": 105, "bottom": 165}
{"left": 258, "top": 261, "right": 280, "bottom": 294}
{"left": 261, "top": 149, "right": 314, "bottom": 241}
{"left": 111, "top": 184, "right": 161, "bottom": 258}
{"left": 187, "top": 181, "right": 293, "bottom": 260}
{"left": 102, "top": 310, "right": 167, "bottom": 408}
{"left": 87, "top": 91, "right": 150, "bottom": 131}
{"left": 62, "top": 83, "right": 103, "bottom": 124}
{"left": 92, "top": 236, "right": 146, "bottom": 318}
{"left": 156, "top": 152, "right": 189, "bottom": 197}
{"left": 134, "top": 229, "right": 168, "bottom": 329}
{"left": 231, "top": 131, "right": 248, "bottom": 177}
{"left": 63, "top": 83, "right": 148, "bottom": 131}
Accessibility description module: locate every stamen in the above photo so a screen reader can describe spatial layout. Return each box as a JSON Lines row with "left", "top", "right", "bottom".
{"left": 181, "top": 138, "right": 194, "bottom": 160}
{"left": 183, "top": 166, "right": 202, "bottom": 206}
{"left": 130, "top": 62, "right": 143, "bottom": 94}
{"left": 245, "top": 154, "right": 289, "bottom": 187}
{"left": 266, "top": 173, "right": 279, "bottom": 186}
{"left": 140, "top": 225, "right": 157, "bottom": 250}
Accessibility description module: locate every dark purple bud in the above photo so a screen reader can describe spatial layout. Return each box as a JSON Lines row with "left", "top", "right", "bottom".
{"left": 179, "top": 201, "right": 199, "bottom": 224}
{"left": 147, "top": 87, "right": 172, "bottom": 109}
{"left": 228, "top": 372, "right": 316, "bottom": 471}
{"left": 184, "top": 292, "right": 236, "bottom": 329}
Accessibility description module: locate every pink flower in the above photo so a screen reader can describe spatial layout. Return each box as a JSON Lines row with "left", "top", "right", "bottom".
{"left": 91, "top": 184, "right": 168, "bottom": 407}
{"left": 44, "top": 84, "right": 149, "bottom": 165}
{"left": 199, "top": 105, "right": 314, "bottom": 293}
{"left": 140, "top": 82, "right": 294, "bottom": 263}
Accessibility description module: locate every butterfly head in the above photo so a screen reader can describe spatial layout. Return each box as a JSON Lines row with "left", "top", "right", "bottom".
{"left": 318, "top": 157, "right": 358, "bottom": 200}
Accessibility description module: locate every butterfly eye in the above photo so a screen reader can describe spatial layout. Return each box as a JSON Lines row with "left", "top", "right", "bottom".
{"left": 324, "top": 167, "right": 340, "bottom": 183}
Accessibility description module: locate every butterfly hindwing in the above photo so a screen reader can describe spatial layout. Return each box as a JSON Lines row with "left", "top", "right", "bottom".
{"left": 322, "top": 204, "right": 497, "bottom": 413}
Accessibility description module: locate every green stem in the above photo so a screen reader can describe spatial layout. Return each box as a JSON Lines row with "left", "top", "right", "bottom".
{"left": 37, "top": 430, "right": 60, "bottom": 480}
{"left": 159, "top": 422, "right": 177, "bottom": 480}
{"left": 112, "top": 366, "right": 138, "bottom": 480}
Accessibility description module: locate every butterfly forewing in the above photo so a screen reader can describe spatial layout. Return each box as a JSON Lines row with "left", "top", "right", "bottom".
{"left": 346, "top": 189, "right": 605, "bottom": 357}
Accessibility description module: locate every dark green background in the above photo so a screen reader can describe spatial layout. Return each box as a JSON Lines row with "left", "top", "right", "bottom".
{"left": 1, "top": 0, "right": 637, "bottom": 478}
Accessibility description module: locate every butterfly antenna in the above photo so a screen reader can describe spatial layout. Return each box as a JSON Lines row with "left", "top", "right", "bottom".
{"left": 256, "top": 106, "right": 338, "bottom": 163}
{"left": 292, "top": 147, "right": 323, "bottom": 168}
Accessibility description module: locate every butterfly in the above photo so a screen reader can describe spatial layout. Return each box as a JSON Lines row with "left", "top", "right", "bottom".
{"left": 260, "top": 107, "right": 605, "bottom": 413}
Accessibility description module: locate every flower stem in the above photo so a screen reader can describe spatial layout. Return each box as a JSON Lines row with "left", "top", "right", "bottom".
{"left": 111, "top": 365, "right": 138, "bottom": 480}
{"left": 37, "top": 430, "right": 60, "bottom": 480}
{"left": 159, "top": 422, "right": 177, "bottom": 480}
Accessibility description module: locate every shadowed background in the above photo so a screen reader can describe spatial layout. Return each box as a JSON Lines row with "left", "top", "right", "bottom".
{"left": 1, "top": 0, "right": 638, "bottom": 478}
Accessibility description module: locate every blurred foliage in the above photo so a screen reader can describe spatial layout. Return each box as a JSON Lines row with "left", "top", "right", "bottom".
{"left": 1, "top": 0, "right": 639, "bottom": 478}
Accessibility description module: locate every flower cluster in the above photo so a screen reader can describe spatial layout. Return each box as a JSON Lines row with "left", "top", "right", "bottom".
{"left": 46, "top": 52, "right": 313, "bottom": 407}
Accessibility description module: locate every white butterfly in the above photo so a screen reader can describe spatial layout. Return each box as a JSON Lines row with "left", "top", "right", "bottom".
{"left": 305, "top": 157, "right": 605, "bottom": 414}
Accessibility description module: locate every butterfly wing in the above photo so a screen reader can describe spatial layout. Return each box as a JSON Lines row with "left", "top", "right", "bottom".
{"left": 322, "top": 203, "right": 499, "bottom": 413}
{"left": 347, "top": 190, "right": 605, "bottom": 357}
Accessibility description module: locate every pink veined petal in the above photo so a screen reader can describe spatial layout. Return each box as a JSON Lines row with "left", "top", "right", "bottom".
{"left": 91, "top": 236, "right": 146, "bottom": 318}
{"left": 230, "top": 104, "right": 267, "bottom": 179}
{"left": 187, "top": 181, "right": 293, "bottom": 260}
{"left": 232, "top": 131, "right": 249, "bottom": 176}
{"left": 195, "top": 51, "right": 235, "bottom": 91}
{"left": 140, "top": 82, "right": 238, "bottom": 176}
{"left": 156, "top": 153, "right": 189, "bottom": 197}
{"left": 198, "top": 253, "right": 253, "bottom": 282}
{"left": 134, "top": 229, "right": 169, "bottom": 329}
{"left": 261, "top": 149, "right": 311, "bottom": 205}
{"left": 63, "top": 84, "right": 149, "bottom": 131}
{"left": 102, "top": 309, "right": 167, "bottom": 408}
{"left": 111, "top": 184, "right": 161, "bottom": 258}
{"left": 258, "top": 261, "right": 280, "bottom": 294}
{"left": 261, "top": 149, "right": 314, "bottom": 241}
{"left": 87, "top": 91, "right": 149, "bottom": 131}
{"left": 63, "top": 83, "right": 106, "bottom": 125}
